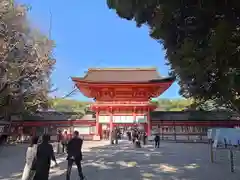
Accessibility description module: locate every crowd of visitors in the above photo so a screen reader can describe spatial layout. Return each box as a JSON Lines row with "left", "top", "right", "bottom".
{"left": 21, "top": 127, "right": 161, "bottom": 180}
{"left": 126, "top": 129, "right": 160, "bottom": 148}
{"left": 21, "top": 131, "right": 85, "bottom": 180}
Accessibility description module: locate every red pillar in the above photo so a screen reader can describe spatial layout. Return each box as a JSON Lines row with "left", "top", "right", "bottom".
{"left": 109, "top": 107, "right": 114, "bottom": 144}
{"left": 32, "top": 127, "right": 36, "bottom": 136}
{"left": 96, "top": 110, "right": 99, "bottom": 135}
{"left": 109, "top": 108, "right": 113, "bottom": 132}
{"left": 69, "top": 120, "right": 73, "bottom": 136}
{"left": 96, "top": 110, "right": 102, "bottom": 138}
{"left": 98, "top": 124, "right": 102, "bottom": 138}
{"left": 147, "top": 108, "right": 151, "bottom": 136}
{"left": 133, "top": 107, "right": 136, "bottom": 124}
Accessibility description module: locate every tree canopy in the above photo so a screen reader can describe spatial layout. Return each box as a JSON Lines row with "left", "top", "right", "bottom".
{"left": 50, "top": 98, "right": 90, "bottom": 113}
{"left": 0, "top": 0, "right": 55, "bottom": 120}
{"left": 106, "top": 0, "right": 240, "bottom": 112}
{"left": 50, "top": 98, "right": 192, "bottom": 112}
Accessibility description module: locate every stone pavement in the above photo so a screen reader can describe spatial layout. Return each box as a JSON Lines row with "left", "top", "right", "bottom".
{"left": 0, "top": 140, "right": 110, "bottom": 180}
{"left": 0, "top": 140, "right": 239, "bottom": 180}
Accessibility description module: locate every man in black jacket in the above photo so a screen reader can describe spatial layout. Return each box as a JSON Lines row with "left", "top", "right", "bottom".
{"left": 66, "top": 131, "right": 85, "bottom": 180}
{"left": 154, "top": 134, "right": 160, "bottom": 148}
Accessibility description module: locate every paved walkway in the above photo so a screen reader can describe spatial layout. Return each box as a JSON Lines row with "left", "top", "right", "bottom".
{"left": 0, "top": 140, "right": 110, "bottom": 180}
{"left": 0, "top": 140, "right": 239, "bottom": 180}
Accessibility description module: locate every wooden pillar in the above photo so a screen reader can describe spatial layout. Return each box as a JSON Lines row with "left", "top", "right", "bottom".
{"left": 144, "top": 123, "right": 148, "bottom": 133}
{"left": 96, "top": 110, "right": 102, "bottom": 138}
{"left": 173, "top": 121, "right": 176, "bottom": 141}
{"left": 96, "top": 110, "right": 100, "bottom": 135}
{"left": 69, "top": 120, "right": 73, "bottom": 138}
{"left": 99, "top": 124, "right": 102, "bottom": 138}
{"left": 110, "top": 108, "right": 113, "bottom": 131}
{"left": 32, "top": 127, "right": 36, "bottom": 136}
{"left": 133, "top": 107, "right": 136, "bottom": 123}
{"left": 109, "top": 107, "right": 114, "bottom": 144}
{"left": 147, "top": 108, "right": 151, "bottom": 136}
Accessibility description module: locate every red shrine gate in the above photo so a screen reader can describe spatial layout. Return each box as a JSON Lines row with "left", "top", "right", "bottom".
{"left": 90, "top": 101, "right": 155, "bottom": 137}
{"left": 72, "top": 68, "right": 175, "bottom": 138}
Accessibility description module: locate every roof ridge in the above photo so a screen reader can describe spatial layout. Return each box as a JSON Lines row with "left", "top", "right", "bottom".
{"left": 88, "top": 67, "right": 157, "bottom": 71}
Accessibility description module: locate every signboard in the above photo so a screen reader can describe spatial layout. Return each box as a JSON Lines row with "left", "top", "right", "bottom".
{"left": 136, "top": 115, "right": 147, "bottom": 123}
{"left": 211, "top": 128, "right": 240, "bottom": 148}
{"left": 113, "top": 116, "right": 134, "bottom": 123}
{"left": 125, "top": 116, "right": 134, "bottom": 123}
{"left": 207, "top": 129, "right": 212, "bottom": 139}
{"left": 213, "top": 129, "right": 220, "bottom": 148}
{"left": 99, "top": 116, "right": 110, "bottom": 123}
{"left": 99, "top": 115, "right": 146, "bottom": 124}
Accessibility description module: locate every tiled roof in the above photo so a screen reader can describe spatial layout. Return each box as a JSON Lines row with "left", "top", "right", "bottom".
{"left": 150, "top": 111, "right": 237, "bottom": 121}
{"left": 22, "top": 112, "right": 84, "bottom": 121}
{"left": 72, "top": 67, "right": 175, "bottom": 83}
{"left": 78, "top": 114, "right": 95, "bottom": 121}
{"left": 20, "top": 111, "right": 96, "bottom": 121}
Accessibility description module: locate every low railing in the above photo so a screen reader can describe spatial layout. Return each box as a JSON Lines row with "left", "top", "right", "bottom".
{"left": 156, "top": 132, "right": 208, "bottom": 143}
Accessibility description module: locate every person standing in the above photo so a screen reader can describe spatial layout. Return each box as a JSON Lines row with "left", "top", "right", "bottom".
{"left": 115, "top": 128, "right": 119, "bottom": 144}
{"left": 22, "top": 136, "right": 39, "bottom": 180}
{"left": 127, "top": 131, "right": 131, "bottom": 141}
{"left": 132, "top": 130, "right": 136, "bottom": 144}
{"left": 154, "top": 134, "right": 160, "bottom": 148}
{"left": 143, "top": 132, "right": 147, "bottom": 145}
{"left": 66, "top": 131, "right": 85, "bottom": 180}
{"left": 61, "top": 131, "right": 68, "bottom": 153}
{"left": 34, "top": 134, "right": 58, "bottom": 180}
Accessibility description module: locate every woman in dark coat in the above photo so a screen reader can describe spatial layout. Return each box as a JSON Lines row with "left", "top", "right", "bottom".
{"left": 34, "top": 134, "right": 58, "bottom": 180}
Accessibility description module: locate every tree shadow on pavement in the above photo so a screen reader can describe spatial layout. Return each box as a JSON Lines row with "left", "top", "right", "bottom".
{"left": 49, "top": 141, "right": 239, "bottom": 180}
{"left": 0, "top": 144, "right": 66, "bottom": 180}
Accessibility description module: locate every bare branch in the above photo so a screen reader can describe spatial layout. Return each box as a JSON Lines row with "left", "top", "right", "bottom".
{"left": 0, "top": 0, "right": 55, "bottom": 118}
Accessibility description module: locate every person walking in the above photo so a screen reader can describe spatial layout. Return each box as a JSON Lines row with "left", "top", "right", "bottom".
{"left": 154, "top": 134, "right": 160, "bottom": 148}
{"left": 22, "top": 136, "right": 39, "bottom": 180}
{"left": 66, "top": 131, "right": 85, "bottom": 180}
{"left": 34, "top": 134, "right": 58, "bottom": 180}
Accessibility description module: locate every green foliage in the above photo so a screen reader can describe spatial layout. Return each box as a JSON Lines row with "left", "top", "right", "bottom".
{"left": 50, "top": 98, "right": 91, "bottom": 113}
{"left": 49, "top": 98, "right": 91, "bottom": 119}
{"left": 155, "top": 98, "right": 192, "bottom": 111}
{"left": 106, "top": 0, "right": 240, "bottom": 112}
{"left": 188, "top": 99, "right": 231, "bottom": 111}
{"left": 51, "top": 98, "right": 191, "bottom": 113}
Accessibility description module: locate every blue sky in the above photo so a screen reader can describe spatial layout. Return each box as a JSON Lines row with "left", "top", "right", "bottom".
{"left": 17, "top": 0, "right": 181, "bottom": 101}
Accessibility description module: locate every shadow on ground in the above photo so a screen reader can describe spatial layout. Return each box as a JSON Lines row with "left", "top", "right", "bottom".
{"left": 50, "top": 141, "right": 239, "bottom": 180}
{"left": 0, "top": 144, "right": 67, "bottom": 180}
{"left": 1, "top": 141, "right": 239, "bottom": 180}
